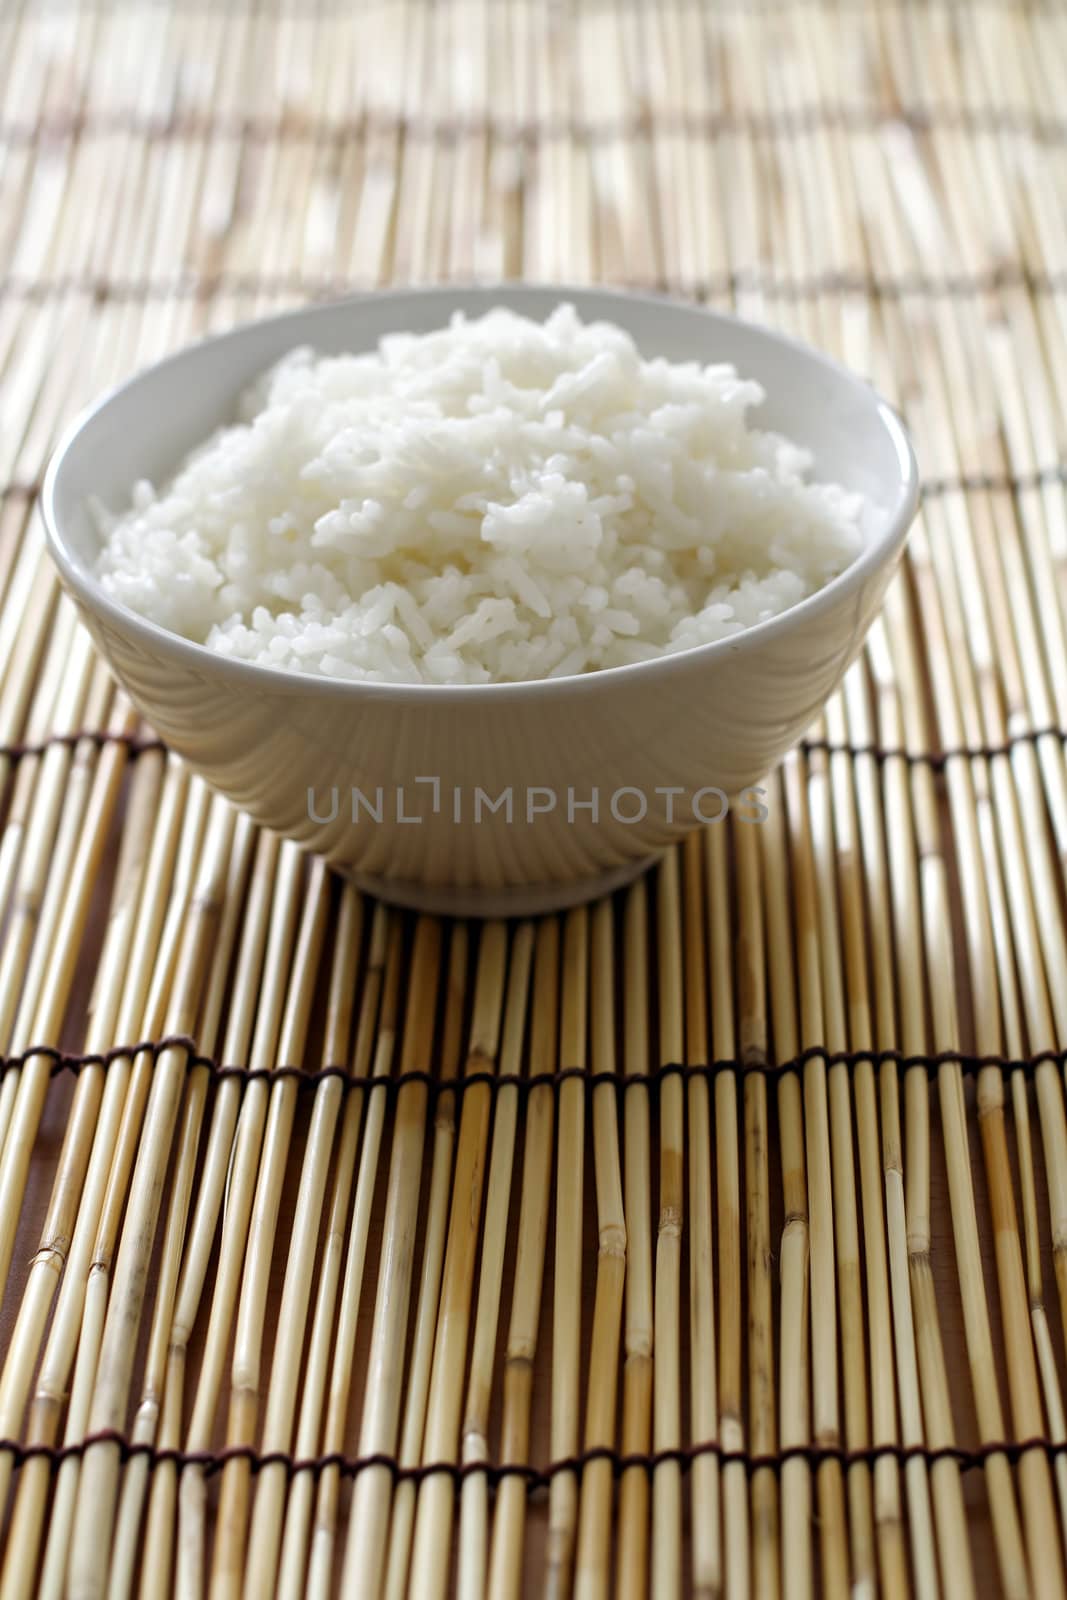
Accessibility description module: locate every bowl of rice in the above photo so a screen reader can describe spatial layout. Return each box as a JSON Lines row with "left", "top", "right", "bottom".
{"left": 43, "top": 284, "right": 918, "bottom": 915}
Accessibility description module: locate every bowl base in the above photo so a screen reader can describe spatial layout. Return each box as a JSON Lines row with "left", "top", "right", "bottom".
{"left": 341, "top": 853, "right": 662, "bottom": 918}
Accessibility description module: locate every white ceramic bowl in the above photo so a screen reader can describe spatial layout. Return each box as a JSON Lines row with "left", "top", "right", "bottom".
{"left": 43, "top": 284, "right": 918, "bottom": 915}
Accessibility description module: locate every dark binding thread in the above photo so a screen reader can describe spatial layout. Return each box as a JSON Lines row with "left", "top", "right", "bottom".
{"left": 5, "top": 265, "right": 1067, "bottom": 304}
{"left": 9, "top": 1034, "right": 1064, "bottom": 1091}
{"left": 0, "top": 730, "right": 164, "bottom": 759}
{"left": 799, "top": 725, "right": 1067, "bottom": 769}
{"left": 1, "top": 1427, "right": 1063, "bottom": 1487}
{"left": 7, "top": 102, "right": 1067, "bottom": 148}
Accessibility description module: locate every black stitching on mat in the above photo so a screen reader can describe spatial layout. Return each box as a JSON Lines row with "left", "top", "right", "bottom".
{"left": 8, "top": 1038, "right": 1063, "bottom": 1089}
{"left": 799, "top": 726, "right": 1067, "bottom": 768}
{"left": 7, "top": 1034, "right": 213, "bottom": 1077}
{"left": 920, "top": 465, "right": 1067, "bottom": 495}
{"left": 1, "top": 1429, "right": 1062, "bottom": 1485}
{"left": 7, "top": 104, "right": 1067, "bottom": 147}
{"left": 0, "top": 731, "right": 165, "bottom": 759}
{"left": 4, "top": 265, "right": 1067, "bottom": 303}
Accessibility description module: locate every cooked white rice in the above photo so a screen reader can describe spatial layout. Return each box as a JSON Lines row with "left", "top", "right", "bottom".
{"left": 93, "top": 303, "right": 868, "bottom": 685}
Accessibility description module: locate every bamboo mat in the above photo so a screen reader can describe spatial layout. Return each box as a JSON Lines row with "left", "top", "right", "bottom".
{"left": 1, "top": 1, "right": 1067, "bottom": 1597}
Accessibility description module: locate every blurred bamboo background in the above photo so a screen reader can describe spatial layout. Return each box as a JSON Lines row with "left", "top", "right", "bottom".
{"left": 1, "top": 1, "right": 1067, "bottom": 1596}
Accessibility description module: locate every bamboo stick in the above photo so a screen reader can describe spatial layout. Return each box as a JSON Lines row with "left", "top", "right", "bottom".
{"left": 488, "top": 916, "right": 559, "bottom": 1600}
{"left": 804, "top": 721, "right": 876, "bottom": 1599}
{"left": 651, "top": 854, "right": 684, "bottom": 1600}
{"left": 404, "top": 921, "right": 508, "bottom": 1600}
{"left": 616, "top": 878, "right": 654, "bottom": 1600}
{"left": 824, "top": 685, "right": 909, "bottom": 1600}
{"left": 784, "top": 750, "right": 852, "bottom": 1600}
{"left": 704, "top": 822, "right": 750, "bottom": 1600}
{"left": 758, "top": 775, "right": 813, "bottom": 1600}
{"left": 339, "top": 915, "right": 443, "bottom": 1600}
{"left": 573, "top": 898, "right": 625, "bottom": 1600}
{"left": 679, "top": 830, "right": 720, "bottom": 1600}
{"left": 380, "top": 920, "right": 473, "bottom": 1600}
{"left": 547, "top": 905, "right": 589, "bottom": 1600}
{"left": 455, "top": 921, "right": 535, "bottom": 1600}
{"left": 734, "top": 817, "right": 778, "bottom": 1600}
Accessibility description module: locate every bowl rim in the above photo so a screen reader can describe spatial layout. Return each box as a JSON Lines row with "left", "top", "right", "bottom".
{"left": 42, "top": 280, "right": 920, "bottom": 706}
